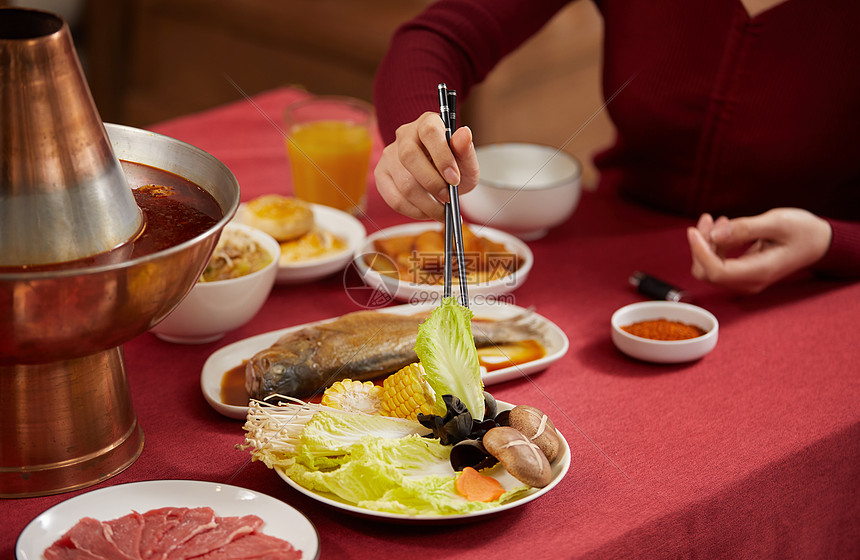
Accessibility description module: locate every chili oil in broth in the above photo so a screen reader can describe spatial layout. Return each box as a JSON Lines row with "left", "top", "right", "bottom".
{"left": 0, "top": 161, "right": 222, "bottom": 273}
{"left": 123, "top": 160, "right": 223, "bottom": 257}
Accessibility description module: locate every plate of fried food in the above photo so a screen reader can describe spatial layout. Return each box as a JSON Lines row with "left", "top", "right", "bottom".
{"left": 235, "top": 194, "right": 365, "bottom": 284}
{"left": 354, "top": 222, "right": 533, "bottom": 303}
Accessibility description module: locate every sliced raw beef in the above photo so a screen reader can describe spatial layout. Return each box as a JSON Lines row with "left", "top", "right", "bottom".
{"left": 139, "top": 507, "right": 217, "bottom": 560}
{"left": 44, "top": 507, "right": 302, "bottom": 560}
{"left": 164, "top": 515, "right": 264, "bottom": 560}
{"left": 43, "top": 540, "right": 105, "bottom": 560}
{"left": 189, "top": 533, "right": 302, "bottom": 560}
{"left": 44, "top": 517, "right": 134, "bottom": 560}
{"left": 105, "top": 512, "right": 145, "bottom": 560}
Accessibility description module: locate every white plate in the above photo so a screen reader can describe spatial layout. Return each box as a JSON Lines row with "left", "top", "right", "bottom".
{"left": 234, "top": 202, "right": 366, "bottom": 284}
{"left": 15, "top": 480, "right": 320, "bottom": 560}
{"left": 276, "top": 400, "right": 570, "bottom": 523}
{"left": 200, "top": 301, "right": 569, "bottom": 419}
{"left": 353, "top": 222, "right": 533, "bottom": 303}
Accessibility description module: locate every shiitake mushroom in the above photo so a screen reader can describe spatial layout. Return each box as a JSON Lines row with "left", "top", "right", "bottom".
{"left": 483, "top": 426, "right": 552, "bottom": 487}
{"left": 508, "top": 405, "right": 561, "bottom": 462}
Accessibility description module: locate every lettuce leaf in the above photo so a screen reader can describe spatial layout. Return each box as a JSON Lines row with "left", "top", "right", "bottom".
{"left": 295, "top": 409, "right": 428, "bottom": 469}
{"left": 284, "top": 432, "right": 528, "bottom": 515}
{"left": 247, "top": 407, "right": 427, "bottom": 471}
{"left": 414, "top": 297, "right": 485, "bottom": 420}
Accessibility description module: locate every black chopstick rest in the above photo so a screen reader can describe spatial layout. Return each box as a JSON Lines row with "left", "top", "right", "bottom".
{"left": 629, "top": 271, "right": 685, "bottom": 302}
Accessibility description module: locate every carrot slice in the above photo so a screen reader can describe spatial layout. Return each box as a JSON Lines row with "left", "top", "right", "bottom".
{"left": 455, "top": 466, "right": 506, "bottom": 502}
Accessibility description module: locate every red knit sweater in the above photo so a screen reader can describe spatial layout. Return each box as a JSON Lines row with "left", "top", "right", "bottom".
{"left": 374, "top": 0, "right": 860, "bottom": 277}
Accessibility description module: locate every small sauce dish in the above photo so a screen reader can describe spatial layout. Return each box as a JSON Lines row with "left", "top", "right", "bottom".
{"left": 610, "top": 301, "right": 718, "bottom": 363}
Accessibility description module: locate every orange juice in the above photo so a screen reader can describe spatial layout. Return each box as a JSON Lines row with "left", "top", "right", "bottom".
{"left": 286, "top": 120, "right": 372, "bottom": 214}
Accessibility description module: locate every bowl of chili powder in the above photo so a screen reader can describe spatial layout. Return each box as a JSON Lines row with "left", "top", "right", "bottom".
{"left": 610, "top": 301, "right": 718, "bottom": 363}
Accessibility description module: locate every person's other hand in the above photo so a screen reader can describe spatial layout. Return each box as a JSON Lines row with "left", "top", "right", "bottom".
{"left": 374, "top": 112, "right": 479, "bottom": 221}
{"left": 687, "top": 208, "right": 832, "bottom": 294}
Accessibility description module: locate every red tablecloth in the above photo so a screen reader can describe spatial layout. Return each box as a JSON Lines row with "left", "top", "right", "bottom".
{"left": 4, "top": 88, "right": 859, "bottom": 559}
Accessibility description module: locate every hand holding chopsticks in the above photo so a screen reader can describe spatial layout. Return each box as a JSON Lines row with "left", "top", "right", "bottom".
{"left": 437, "top": 83, "right": 470, "bottom": 308}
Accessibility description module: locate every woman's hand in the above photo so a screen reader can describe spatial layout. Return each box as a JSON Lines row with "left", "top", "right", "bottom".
{"left": 687, "top": 208, "right": 833, "bottom": 294}
{"left": 374, "top": 112, "right": 480, "bottom": 222}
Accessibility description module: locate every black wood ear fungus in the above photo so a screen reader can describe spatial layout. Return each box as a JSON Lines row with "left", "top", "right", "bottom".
{"left": 450, "top": 439, "right": 499, "bottom": 472}
{"left": 483, "top": 391, "right": 498, "bottom": 419}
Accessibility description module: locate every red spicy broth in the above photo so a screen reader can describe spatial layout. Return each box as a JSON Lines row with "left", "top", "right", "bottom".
{"left": 123, "top": 161, "right": 223, "bottom": 258}
{"left": 0, "top": 161, "right": 223, "bottom": 273}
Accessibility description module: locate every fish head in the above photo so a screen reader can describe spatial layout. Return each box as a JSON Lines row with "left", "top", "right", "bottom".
{"left": 245, "top": 333, "right": 320, "bottom": 400}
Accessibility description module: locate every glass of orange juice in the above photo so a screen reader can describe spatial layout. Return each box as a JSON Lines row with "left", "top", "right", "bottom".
{"left": 284, "top": 96, "right": 374, "bottom": 215}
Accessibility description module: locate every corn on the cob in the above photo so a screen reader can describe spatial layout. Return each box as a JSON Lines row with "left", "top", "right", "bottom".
{"left": 379, "top": 363, "right": 443, "bottom": 420}
{"left": 321, "top": 379, "right": 383, "bottom": 415}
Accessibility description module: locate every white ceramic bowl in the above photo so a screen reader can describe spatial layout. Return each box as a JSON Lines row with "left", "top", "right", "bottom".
{"left": 610, "top": 301, "right": 719, "bottom": 363}
{"left": 150, "top": 223, "right": 280, "bottom": 344}
{"left": 353, "top": 222, "right": 533, "bottom": 304}
{"left": 459, "top": 143, "right": 581, "bottom": 240}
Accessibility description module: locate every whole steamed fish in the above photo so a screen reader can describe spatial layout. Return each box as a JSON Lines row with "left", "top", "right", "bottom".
{"left": 245, "top": 309, "right": 544, "bottom": 400}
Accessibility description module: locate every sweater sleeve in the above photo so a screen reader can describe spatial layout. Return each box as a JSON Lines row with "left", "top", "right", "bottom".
{"left": 373, "top": 0, "right": 576, "bottom": 145}
{"left": 813, "top": 218, "right": 860, "bottom": 279}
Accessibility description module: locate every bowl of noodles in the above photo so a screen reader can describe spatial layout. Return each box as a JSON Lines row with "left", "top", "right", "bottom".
{"left": 150, "top": 223, "right": 280, "bottom": 344}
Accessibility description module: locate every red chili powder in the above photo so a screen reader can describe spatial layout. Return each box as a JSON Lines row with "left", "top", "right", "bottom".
{"left": 622, "top": 319, "right": 707, "bottom": 341}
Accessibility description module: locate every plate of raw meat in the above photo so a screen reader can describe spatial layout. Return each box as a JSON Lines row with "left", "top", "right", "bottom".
{"left": 16, "top": 480, "right": 319, "bottom": 560}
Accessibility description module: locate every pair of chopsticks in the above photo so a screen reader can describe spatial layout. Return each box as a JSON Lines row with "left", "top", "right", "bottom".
{"left": 437, "top": 83, "right": 470, "bottom": 308}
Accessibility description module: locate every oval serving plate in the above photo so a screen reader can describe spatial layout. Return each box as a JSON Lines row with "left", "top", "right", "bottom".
{"left": 275, "top": 400, "right": 570, "bottom": 524}
{"left": 16, "top": 480, "right": 320, "bottom": 560}
{"left": 200, "top": 301, "right": 569, "bottom": 420}
{"left": 233, "top": 202, "right": 366, "bottom": 284}
{"left": 353, "top": 222, "right": 533, "bottom": 303}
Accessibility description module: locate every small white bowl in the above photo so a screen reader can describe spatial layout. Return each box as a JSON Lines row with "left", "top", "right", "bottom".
{"left": 150, "top": 223, "right": 280, "bottom": 344}
{"left": 610, "top": 301, "right": 719, "bottom": 363}
{"left": 353, "top": 222, "right": 533, "bottom": 304}
{"left": 460, "top": 143, "right": 581, "bottom": 241}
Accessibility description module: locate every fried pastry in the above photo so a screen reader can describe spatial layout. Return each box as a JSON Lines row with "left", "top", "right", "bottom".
{"left": 240, "top": 194, "right": 314, "bottom": 241}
